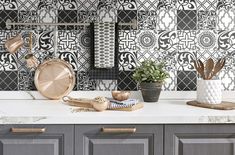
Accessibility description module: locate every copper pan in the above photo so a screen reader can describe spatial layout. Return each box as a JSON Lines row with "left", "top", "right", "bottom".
{"left": 34, "top": 59, "right": 75, "bottom": 100}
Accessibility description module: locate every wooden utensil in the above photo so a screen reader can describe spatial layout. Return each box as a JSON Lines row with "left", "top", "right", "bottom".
{"left": 209, "top": 58, "right": 225, "bottom": 80}
{"left": 205, "top": 58, "right": 214, "bottom": 80}
{"left": 63, "top": 96, "right": 110, "bottom": 112}
{"left": 193, "top": 60, "right": 205, "bottom": 79}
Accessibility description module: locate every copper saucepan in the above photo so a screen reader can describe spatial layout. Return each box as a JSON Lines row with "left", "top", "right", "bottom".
{"left": 34, "top": 59, "right": 76, "bottom": 100}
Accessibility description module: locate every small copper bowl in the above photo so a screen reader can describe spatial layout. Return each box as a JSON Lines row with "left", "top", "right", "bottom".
{"left": 111, "top": 91, "right": 130, "bottom": 101}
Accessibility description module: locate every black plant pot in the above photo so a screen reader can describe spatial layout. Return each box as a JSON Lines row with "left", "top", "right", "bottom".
{"left": 140, "top": 82, "right": 162, "bottom": 102}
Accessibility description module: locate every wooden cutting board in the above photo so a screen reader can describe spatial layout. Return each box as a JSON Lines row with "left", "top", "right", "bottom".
{"left": 187, "top": 100, "right": 235, "bottom": 110}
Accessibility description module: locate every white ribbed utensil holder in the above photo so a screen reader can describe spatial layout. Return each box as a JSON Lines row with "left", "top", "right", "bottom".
{"left": 197, "top": 79, "right": 222, "bottom": 104}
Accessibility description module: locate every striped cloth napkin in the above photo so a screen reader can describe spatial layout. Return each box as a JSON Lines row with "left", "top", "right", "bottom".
{"left": 107, "top": 98, "right": 139, "bottom": 109}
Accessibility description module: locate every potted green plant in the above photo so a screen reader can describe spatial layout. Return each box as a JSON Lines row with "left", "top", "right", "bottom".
{"left": 133, "top": 60, "right": 169, "bottom": 102}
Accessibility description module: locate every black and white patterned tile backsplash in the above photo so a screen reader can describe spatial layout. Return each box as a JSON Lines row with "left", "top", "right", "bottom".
{"left": 0, "top": 0, "right": 235, "bottom": 91}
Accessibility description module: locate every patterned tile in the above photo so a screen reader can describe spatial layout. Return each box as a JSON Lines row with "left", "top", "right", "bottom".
{"left": 219, "top": 70, "right": 235, "bottom": 91}
{"left": 217, "top": 0, "right": 235, "bottom": 10}
{"left": 18, "top": 70, "right": 36, "bottom": 90}
{"left": 0, "top": 10, "right": 18, "bottom": 30}
{"left": 119, "top": 49, "right": 137, "bottom": 71}
{"left": 177, "top": 30, "right": 196, "bottom": 50}
{"left": 136, "top": 0, "right": 158, "bottom": 10}
{"left": 0, "top": 52, "right": 18, "bottom": 71}
{"left": 38, "top": 0, "right": 57, "bottom": 10}
{"left": 217, "top": 9, "right": 235, "bottom": 30}
{"left": 163, "top": 71, "right": 177, "bottom": 91}
{"left": 197, "top": 10, "right": 216, "bottom": 30}
{"left": 37, "top": 29, "right": 55, "bottom": 51}
{"left": 21, "top": 30, "right": 38, "bottom": 50}
{"left": 78, "top": 29, "right": 92, "bottom": 50}
{"left": 0, "top": 71, "right": 18, "bottom": 90}
{"left": 117, "top": 10, "right": 137, "bottom": 30}
{"left": 58, "top": 30, "right": 79, "bottom": 51}
{"left": 77, "top": 0, "right": 97, "bottom": 11}
{"left": 34, "top": 50, "right": 54, "bottom": 64}
{"left": 58, "top": 51, "right": 79, "bottom": 71}
{"left": 58, "top": 10, "right": 78, "bottom": 30}
{"left": 76, "top": 49, "right": 90, "bottom": 71}
{"left": 218, "top": 30, "right": 235, "bottom": 52}
{"left": 98, "top": 8, "right": 117, "bottom": 22}
{"left": 177, "top": 10, "right": 197, "bottom": 30}
{"left": 177, "top": 0, "right": 197, "bottom": 10}
{"left": 18, "top": 10, "right": 38, "bottom": 29}
{"left": 157, "top": 9, "right": 176, "bottom": 31}
{"left": 17, "top": 0, "right": 38, "bottom": 10}
{"left": 119, "top": 30, "right": 136, "bottom": 51}
{"left": 38, "top": 9, "right": 57, "bottom": 25}
{"left": 118, "top": 71, "right": 138, "bottom": 91}
{"left": 58, "top": 0, "right": 78, "bottom": 10}
{"left": 97, "top": 0, "right": 116, "bottom": 10}
{"left": 225, "top": 50, "right": 235, "bottom": 70}
{"left": 77, "top": 71, "right": 96, "bottom": 90}
{"left": 158, "top": 30, "right": 178, "bottom": 52}
{"left": 96, "top": 80, "right": 117, "bottom": 91}
{"left": 78, "top": 10, "right": 98, "bottom": 26}
{"left": 117, "top": 0, "right": 137, "bottom": 10}
{"left": 196, "top": 0, "right": 217, "bottom": 10}
{"left": 177, "top": 71, "right": 197, "bottom": 91}
{"left": 138, "top": 10, "right": 157, "bottom": 30}
{"left": 0, "top": 0, "right": 18, "bottom": 10}
{"left": 196, "top": 30, "right": 217, "bottom": 54}
{"left": 177, "top": 51, "right": 197, "bottom": 70}
{"left": 157, "top": 0, "right": 176, "bottom": 10}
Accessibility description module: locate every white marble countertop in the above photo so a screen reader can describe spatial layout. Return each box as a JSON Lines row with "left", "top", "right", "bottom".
{"left": 0, "top": 99, "right": 235, "bottom": 124}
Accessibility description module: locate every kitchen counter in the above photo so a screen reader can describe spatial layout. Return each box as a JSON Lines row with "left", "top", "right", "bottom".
{"left": 0, "top": 99, "right": 235, "bottom": 124}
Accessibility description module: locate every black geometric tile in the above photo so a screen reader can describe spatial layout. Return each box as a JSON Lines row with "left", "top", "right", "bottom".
{"left": 58, "top": 10, "right": 78, "bottom": 30}
{"left": 177, "top": 10, "right": 197, "bottom": 30}
{"left": 138, "top": 10, "right": 157, "bottom": 30}
{"left": 77, "top": 71, "right": 96, "bottom": 91}
{"left": 118, "top": 71, "right": 138, "bottom": 91}
{"left": 58, "top": 0, "right": 78, "bottom": 10}
{"left": 0, "top": 52, "right": 18, "bottom": 71}
{"left": 177, "top": 71, "right": 197, "bottom": 91}
{"left": 177, "top": 0, "right": 197, "bottom": 10}
{"left": 118, "top": 10, "right": 137, "bottom": 30}
{"left": 117, "top": 0, "right": 137, "bottom": 10}
{"left": 0, "top": 0, "right": 18, "bottom": 10}
{"left": 18, "top": 70, "right": 36, "bottom": 91}
{"left": 0, "top": 71, "right": 18, "bottom": 91}
{"left": 197, "top": 10, "right": 216, "bottom": 30}
{"left": 0, "top": 10, "right": 18, "bottom": 30}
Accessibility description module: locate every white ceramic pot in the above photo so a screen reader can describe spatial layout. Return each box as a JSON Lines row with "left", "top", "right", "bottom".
{"left": 197, "top": 79, "right": 222, "bottom": 104}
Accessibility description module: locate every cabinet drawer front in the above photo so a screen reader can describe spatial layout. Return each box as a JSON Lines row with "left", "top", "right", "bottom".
{"left": 75, "top": 125, "right": 163, "bottom": 155}
{"left": 0, "top": 125, "right": 73, "bottom": 155}
{"left": 165, "top": 125, "right": 235, "bottom": 155}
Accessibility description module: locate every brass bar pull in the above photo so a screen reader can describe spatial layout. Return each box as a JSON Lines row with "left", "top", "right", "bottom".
{"left": 101, "top": 127, "right": 136, "bottom": 134}
{"left": 11, "top": 128, "right": 46, "bottom": 133}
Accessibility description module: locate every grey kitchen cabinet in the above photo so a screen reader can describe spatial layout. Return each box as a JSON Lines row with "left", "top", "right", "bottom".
{"left": 75, "top": 125, "right": 163, "bottom": 155}
{"left": 0, "top": 125, "right": 73, "bottom": 155}
{"left": 165, "top": 125, "right": 235, "bottom": 155}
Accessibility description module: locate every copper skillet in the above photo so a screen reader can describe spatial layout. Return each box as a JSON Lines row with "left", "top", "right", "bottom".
{"left": 34, "top": 59, "right": 76, "bottom": 100}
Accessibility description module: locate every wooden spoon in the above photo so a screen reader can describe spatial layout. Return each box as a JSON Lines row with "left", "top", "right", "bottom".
{"left": 193, "top": 60, "right": 205, "bottom": 79}
{"left": 205, "top": 58, "right": 214, "bottom": 80}
{"left": 209, "top": 58, "right": 226, "bottom": 80}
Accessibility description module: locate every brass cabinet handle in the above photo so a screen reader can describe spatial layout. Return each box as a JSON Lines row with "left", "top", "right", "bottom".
{"left": 11, "top": 128, "right": 46, "bottom": 133}
{"left": 101, "top": 127, "right": 136, "bottom": 134}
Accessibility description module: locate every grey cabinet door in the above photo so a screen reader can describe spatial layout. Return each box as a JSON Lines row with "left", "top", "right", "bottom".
{"left": 75, "top": 125, "right": 163, "bottom": 155}
{"left": 0, "top": 125, "right": 73, "bottom": 155}
{"left": 165, "top": 125, "right": 235, "bottom": 155}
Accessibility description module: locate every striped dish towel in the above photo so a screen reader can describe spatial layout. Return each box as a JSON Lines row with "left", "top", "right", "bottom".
{"left": 94, "top": 22, "right": 115, "bottom": 68}
{"left": 107, "top": 98, "right": 139, "bottom": 109}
